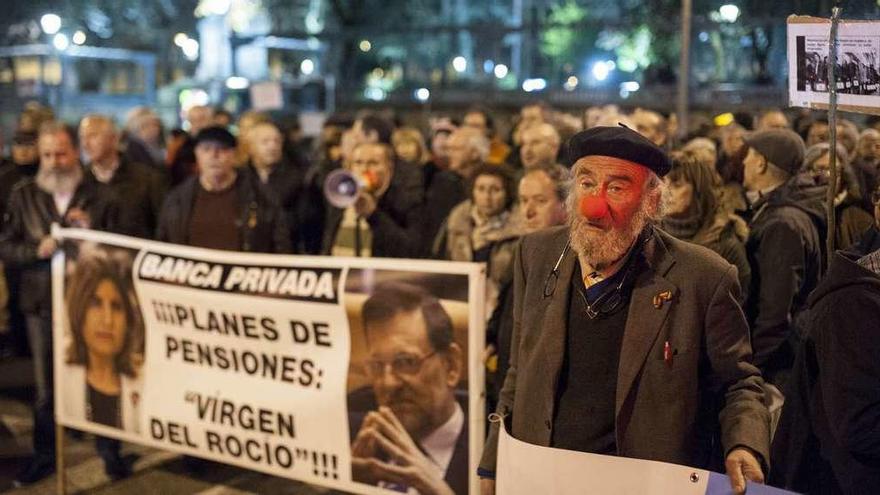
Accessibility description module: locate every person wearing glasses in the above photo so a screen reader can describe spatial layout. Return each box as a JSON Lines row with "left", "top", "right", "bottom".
{"left": 853, "top": 182, "right": 880, "bottom": 256}
{"left": 349, "top": 282, "right": 465, "bottom": 495}
{"left": 479, "top": 126, "right": 770, "bottom": 495}
{"left": 803, "top": 142, "right": 874, "bottom": 251}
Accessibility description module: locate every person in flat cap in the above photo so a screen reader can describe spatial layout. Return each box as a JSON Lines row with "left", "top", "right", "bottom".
{"left": 740, "top": 129, "right": 826, "bottom": 414}
{"left": 479, "top": 125, "right": 769, "bottom": 495}
{"left": 156, "top": 126, "right": 291, "bottom": 253}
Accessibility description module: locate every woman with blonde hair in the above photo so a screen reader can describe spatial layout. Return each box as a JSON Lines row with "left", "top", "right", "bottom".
{"left": 392, "top": 127, "right": 430, "bottom": 165}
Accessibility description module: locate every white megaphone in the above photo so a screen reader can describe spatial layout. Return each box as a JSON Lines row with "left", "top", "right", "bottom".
{"left": 323, "top": 169, "right": 380, "bottom": 209}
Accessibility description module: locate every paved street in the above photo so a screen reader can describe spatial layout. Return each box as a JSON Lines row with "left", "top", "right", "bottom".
{"left": 0, "top": 357, "right": 337, "bottom": 495}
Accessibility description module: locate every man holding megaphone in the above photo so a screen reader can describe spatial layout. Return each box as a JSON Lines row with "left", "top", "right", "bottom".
{"left": 322, "top": 142, "right": 424, "bottom": 258}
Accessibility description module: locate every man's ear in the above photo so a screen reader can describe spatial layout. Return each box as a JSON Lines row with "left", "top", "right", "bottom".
{"left": 757, "top": 157, "right": 769, "bottom": 175}
{"left": 444, "top": 342, "right": 463, "bottom": 388}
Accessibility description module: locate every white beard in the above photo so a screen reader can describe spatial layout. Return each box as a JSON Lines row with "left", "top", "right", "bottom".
{"left": 36, "top": 166, "right": 82, "bottom": 195}
{"left": 568, "top": 202, "right": 651, "bottom": 270}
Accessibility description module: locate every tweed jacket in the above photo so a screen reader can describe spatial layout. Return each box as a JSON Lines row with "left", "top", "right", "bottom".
{"left": 479, "top": 225, "right": 770, "bottom": 473}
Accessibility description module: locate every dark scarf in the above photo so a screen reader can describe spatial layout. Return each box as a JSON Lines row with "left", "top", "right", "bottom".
{"left": 661, "top": 209, "right": 704, "bottom": 240}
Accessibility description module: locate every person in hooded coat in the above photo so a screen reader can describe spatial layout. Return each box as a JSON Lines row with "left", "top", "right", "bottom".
{"left": 769, "top": 247, "right": 880, "bottom": 494}
{"left": 741, "top": 130, "right": 826, "bottom": 393}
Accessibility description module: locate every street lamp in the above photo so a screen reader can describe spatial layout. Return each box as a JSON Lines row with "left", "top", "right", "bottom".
{"left": 225, "top": 76, "right": 249, "bottom": 90}
{"left": 592, "top": 61, "right": 613, "bottom": 82}
{"left": 522, "top": 78, "right": 547, "bottom": 92}
{"left": 718, "top": 4, "right": 740, "bottom": 23}
{"left": 53, "top": 33, "right": 70, "bottom": 51}
{"left": 174, "top": 33, "right": 189, "bottom": 47}
{"left": 72, "top": 31, "right": 86, "bottom": 45}
{"left": 40, "top": 14, "right": 61, "bottom": 35}
{"left": 493, "top": 64, "right": 509, "bottom": 79}
{"left": 452, "top": 56, "right": 467, "bottom": 73}
{"left": 414, "top": 88, "right": 430, "bottom": 102}
{"left": 200, "top": 0, "right": 232, "bottom": 16}
{"left": 300, "top": 59, "right": 315, "bottom": 76}
{"left": 181, "top": 38, "right": 200, "bottom": 61}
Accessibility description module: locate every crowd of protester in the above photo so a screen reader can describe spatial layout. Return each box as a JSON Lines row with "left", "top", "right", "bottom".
{"left": 1, "top": 98, "right": 879, "bottom": 493}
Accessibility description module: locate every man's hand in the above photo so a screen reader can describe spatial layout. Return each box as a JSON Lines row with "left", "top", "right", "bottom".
{"left": 65, "top": 208, "right": 91, "bottom": 229}
{"left": 725, "top": 447, "right": 764, "bottom": 495}
{"left": 350, "top": 413, "right": 381, "bottom": 485}
{"left": 36, "top": 237, "right": 57, "bottom": 259}
{"left": 353, "top": 192, "right": 378, "bottom": 218}
{"left": 351, "top": 406, "right": 454, "bottom": 495}
{"left": 480, "top": 478, "right": 496, "bottom": 495}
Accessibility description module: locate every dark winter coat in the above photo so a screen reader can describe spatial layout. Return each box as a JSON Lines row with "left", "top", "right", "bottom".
{"left": 0, "top": 178, "right": 118, "bottom": 314}
{"left": 83, "top": 155, "right": 168, "bottom": 239}
{"left": 420, "top": 167, "right": 466, "bottom": 258}
{"left": 852, "top": 157, "right": 880, "bottom": 211}
{"left": 745, "top": 173, "right": 827, "bottom": 388}
{"left": 0, "top": 159, "right": 37, "bottom": 222}
{"left": 244, "top": 161, "right": 306, "bottom": 253}
{"left": 156, "top": 173, "right": 291, "bottom": 254}
{"left": 853, "top": 224, "right": 880, "bottom": 257}
{"left": 834, "top": 194, "right": 874, "bottom": 251}
{"left": 769, "top": 251, "right": 880, "bottom": 495}
{"left": 299, "top": 157, "right": 340, "bottom": 255}
{"left": 673, "top": 212, "right": 752, "bottom": 304}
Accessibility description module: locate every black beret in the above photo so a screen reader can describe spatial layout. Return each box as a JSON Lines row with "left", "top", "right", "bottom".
{"left": 564, "top": 125, "right": 672, "bottom": 177}
{"left": 194, "top": 126, "right": 237, "bottom": 149}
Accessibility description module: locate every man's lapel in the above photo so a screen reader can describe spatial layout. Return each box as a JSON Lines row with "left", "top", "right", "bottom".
{"left": 615, "top": 231, "right": 678, "bottom": 418}
{"left": 534, "top": 233, "right": 576, "bottom": 407}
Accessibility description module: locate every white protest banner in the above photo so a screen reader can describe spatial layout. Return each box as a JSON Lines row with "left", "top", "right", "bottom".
{"left": 496, "top": 421, "right": 798, "bottom": 495}
{"left": 52, "top": 227, "right": 486, "bottom": 495}
{"left": 788, "top": 16, "right": 880, "bottom": 115}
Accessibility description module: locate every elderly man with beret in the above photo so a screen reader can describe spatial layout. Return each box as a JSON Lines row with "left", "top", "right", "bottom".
{"left": 479, "top": 126, "right": 770, "bottom": 494}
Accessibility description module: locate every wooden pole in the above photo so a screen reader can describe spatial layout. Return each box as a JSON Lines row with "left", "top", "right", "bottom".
{"left": 826, "top": 6, "right": 842, "bottom": 261}
{"left": 55, "top": 423, "right": 66, "bottom": 495}
{"left": 677, "top": 0, "right": 693, "bottom": 145}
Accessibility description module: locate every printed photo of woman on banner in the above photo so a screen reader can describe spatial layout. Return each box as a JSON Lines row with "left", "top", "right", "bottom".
{"left": 345, "top": 269, "right": 471, "bottom": 495}
{"left": 60, "top": 244, "right": 145, "bottom": 433}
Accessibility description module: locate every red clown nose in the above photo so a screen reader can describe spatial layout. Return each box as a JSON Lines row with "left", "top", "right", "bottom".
{"left": 579, "top": 195, "right": 609, "bottom": 219}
